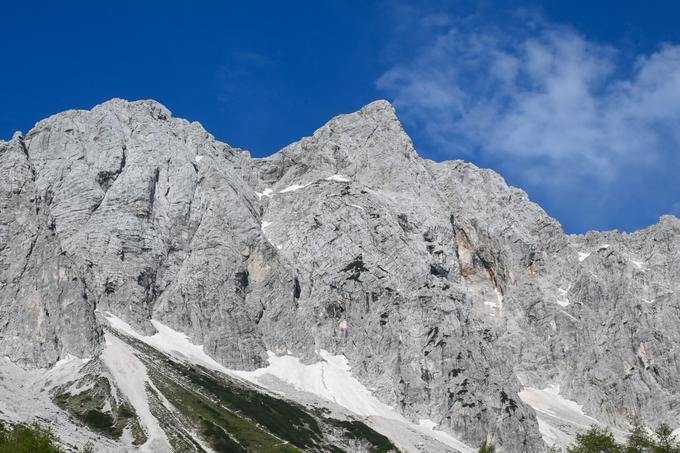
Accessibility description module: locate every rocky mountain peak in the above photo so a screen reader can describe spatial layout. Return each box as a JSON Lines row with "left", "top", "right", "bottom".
{"left": 1, "top": 99, "right": 679, "bottom": 452}
{"left": 90, "top": 98, "right": 173, "bottom": 122}
{"left": 658, "top": 214, "right": 680, "bottom": 226}
{"left": 352, "top": 98, "right": 401, "bottom": 125}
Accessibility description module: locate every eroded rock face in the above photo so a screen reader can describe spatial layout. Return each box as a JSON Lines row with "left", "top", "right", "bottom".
{"left": 1, "top": 98, "right": 679, "bottom": 451}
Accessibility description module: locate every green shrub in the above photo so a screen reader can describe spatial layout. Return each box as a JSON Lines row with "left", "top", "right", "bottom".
{"left": 553, "top": 420, "right": 680, "bottom": 453}
{"left": 567, "top": 426, "right": 622, "bottom": 453}
{"left": 0, "top": 422, "right": 62, "bottom": 453}
{"left": 650, "top": 424, "right": 680, "bottom": 453}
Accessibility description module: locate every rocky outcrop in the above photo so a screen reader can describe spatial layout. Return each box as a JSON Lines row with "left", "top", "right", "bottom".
{"left": 1, "top": 98, "right": 678, "bottom": 451}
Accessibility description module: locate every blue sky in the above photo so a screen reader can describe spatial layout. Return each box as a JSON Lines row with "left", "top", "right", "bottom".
{"left": 2, "top": 1, "right": 679, "bottom": 233}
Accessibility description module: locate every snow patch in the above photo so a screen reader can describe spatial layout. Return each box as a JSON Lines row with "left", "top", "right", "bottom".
{"left": 108, "top": 314, "right": 389, "bottom": 418}
{"left": 556, "top": 288, "right": 570, "bottom": 307}
{"left": 350, "top": 204, "right": 365, "bottom": 211}
{"left": 101, "top": 333, "right": 172, "bottom": 453}
{"left": 370, "top": 417, "right": 473, "bottom": 453}
{"left": 260, "top": 221, "right": 282, "bottom": 249}
{"left": 106, "top": 313, "right": 231, "bottom": 376}
{"left": 105, "top": 314, "right": 227, "bottom": 452}
{"left": 195, "top": 155, "right": 204, "bottom": 162}
{"left": 255, "top": 188, "right": 274, "bottom": 199}
{"left": 418, "top": 419, "right": 437, "bottom": 430}
{"left": 236, "top": 352, "right": 474, "bottom": 451}
{"left": 417, "top": 420, "right": 474, "bottom": 453}
{"left": 576, "top": 243, "right": 611, "bottom": 262}
{"left": 104, "top": 313, "right": 473, "bottom": 452}
{"left": 518, "top": 385, "right": 624, "bottom": 447}
{"left": 279, "top": 182, "right": 311, "bottom": 193}
{"left": 232, "top": 351, "right": 396, "bottom": 418}
{"left": 326, "top": 174, "right": 351, "bottom": 182}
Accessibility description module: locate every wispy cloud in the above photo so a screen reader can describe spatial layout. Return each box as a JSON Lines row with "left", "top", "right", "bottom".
{"left": 377, "top": 11, "right": 680, "bottom": 232}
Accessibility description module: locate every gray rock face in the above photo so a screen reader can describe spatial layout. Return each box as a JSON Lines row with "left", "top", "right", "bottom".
{"left": 1, "top": 98, "right": 679, "bottom": 451}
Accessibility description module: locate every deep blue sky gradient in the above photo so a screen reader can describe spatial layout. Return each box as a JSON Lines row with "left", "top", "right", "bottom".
{"left": 2, "top": 1, "right": 679, "bottom": 233}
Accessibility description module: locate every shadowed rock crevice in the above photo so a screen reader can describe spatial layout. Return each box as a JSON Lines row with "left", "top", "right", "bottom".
{"left": 95, "top": 145, "right": 127, "bottom": 192}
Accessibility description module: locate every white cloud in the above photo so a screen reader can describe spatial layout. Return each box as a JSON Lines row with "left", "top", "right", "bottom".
{"left": 377, "top": 19, "right": 680, "bottom": 209}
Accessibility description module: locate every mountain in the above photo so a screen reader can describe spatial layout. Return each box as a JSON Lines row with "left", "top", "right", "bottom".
{"left": 0, "top": 99, "right": 678, "bottom": 452}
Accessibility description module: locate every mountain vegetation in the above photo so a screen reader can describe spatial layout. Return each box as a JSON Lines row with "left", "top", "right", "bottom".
{"left": 0, "top": 422, "right": 63, "bottom": 453}
{"left": 561, "top": 421, "right": 680, "bottom": 453}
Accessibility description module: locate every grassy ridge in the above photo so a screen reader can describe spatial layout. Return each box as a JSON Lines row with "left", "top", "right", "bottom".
{"left": 110, "top": 329, "right": 399, "bottom": 452}
{"left": 151, "top": 369, "right": 300, "bottom": 452}
{"left": 52, "top": 375, "right": 146, "bottom": 445}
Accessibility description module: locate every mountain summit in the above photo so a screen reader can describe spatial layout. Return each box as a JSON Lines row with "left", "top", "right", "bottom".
{"left": 1, "top": 99, "right": 679, "bottom": 452}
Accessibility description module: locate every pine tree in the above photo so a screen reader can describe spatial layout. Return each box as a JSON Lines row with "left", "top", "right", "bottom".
{"left": 0, "top": 422, "right": 62, "bottom": 453}
{"left": 626, "top": 417, "right": 653, "bottom": 453}
{"left": 567, "top": 426, "right": 623, "bottom": 453}
{"left": 563, "top": 420, "right": 680, "bottom": 453}
{"left": 651, "top": 424, "right": 680, "bottom": 453}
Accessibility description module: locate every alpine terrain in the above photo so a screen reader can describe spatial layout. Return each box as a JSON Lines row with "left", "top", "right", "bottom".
{"left": 0, "top": 99, "right": 678, "bottom": 452}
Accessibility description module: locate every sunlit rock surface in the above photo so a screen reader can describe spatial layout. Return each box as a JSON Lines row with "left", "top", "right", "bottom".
{"left": 1, "top": 99, "right": 679, "bottom": 451}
